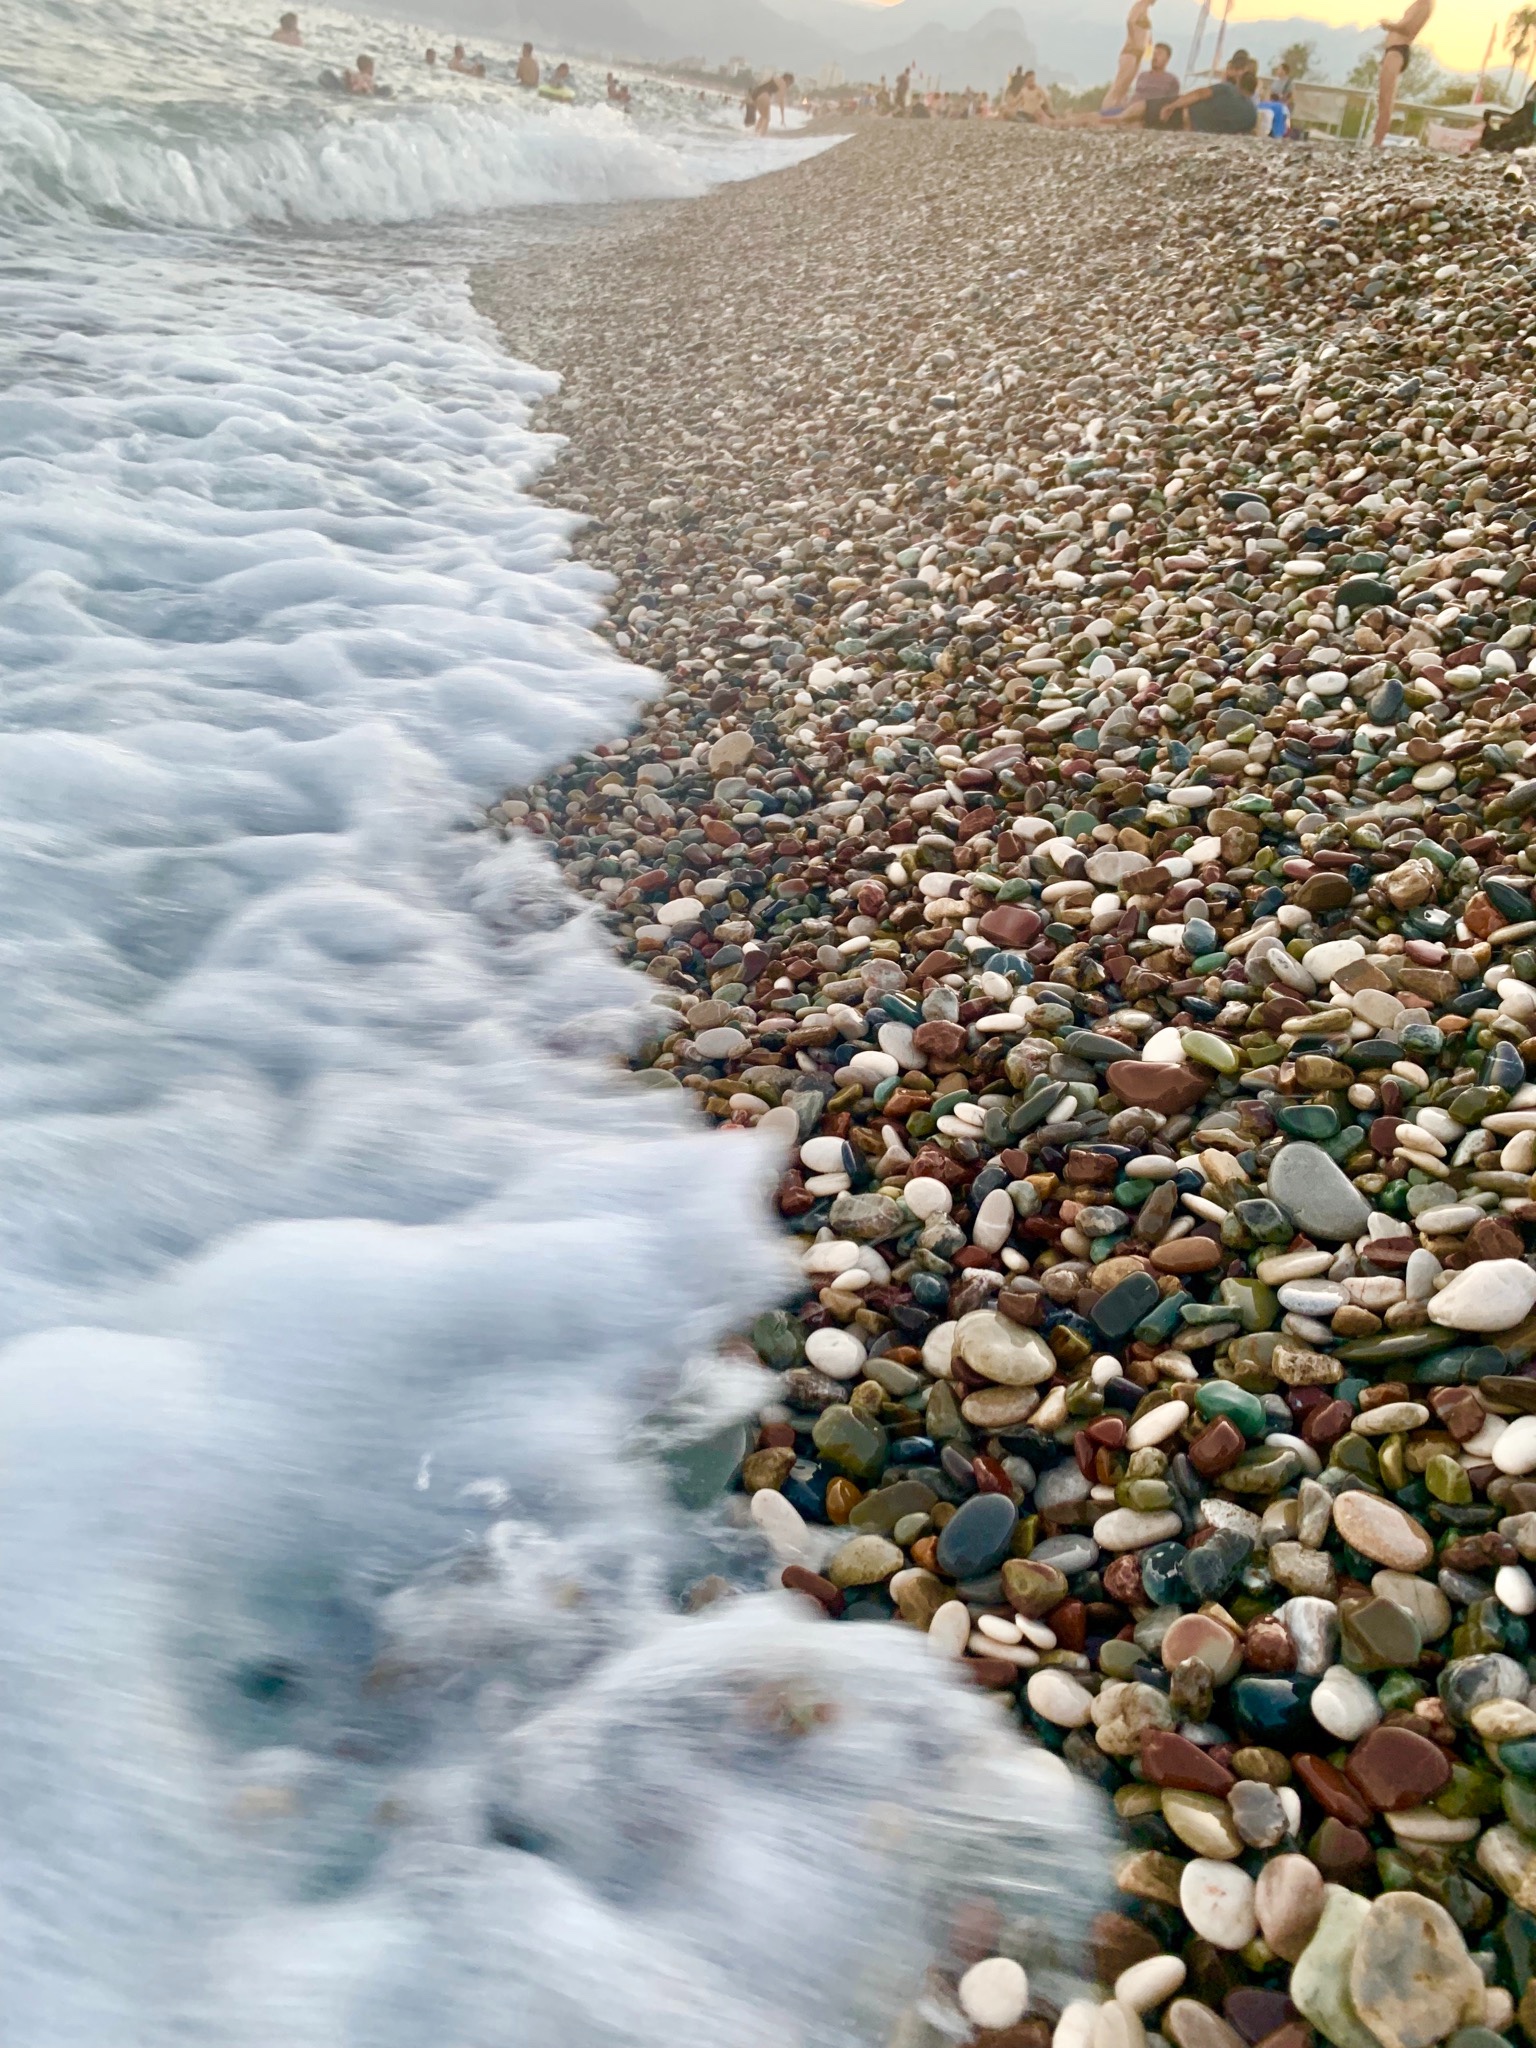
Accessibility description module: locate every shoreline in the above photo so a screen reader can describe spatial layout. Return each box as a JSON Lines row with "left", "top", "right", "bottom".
{"left": 478, "top": 124, "right": 1536, "bottom": 2047}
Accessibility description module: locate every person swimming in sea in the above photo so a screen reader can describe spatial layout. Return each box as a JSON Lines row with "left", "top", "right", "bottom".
{"left": 516, "top": 41, "right": 539, "bottom": 87}
{"left": 271, "top": 11, "right": 301, "bottom": 45}
{"left": 424, "top": 46, "right": 436, "bottom": 66}
{"left": 449, "top": 43, "right": 470, "bottom": 72}
{"left": 342, "top": 52, "right": 375, "bottom": 94}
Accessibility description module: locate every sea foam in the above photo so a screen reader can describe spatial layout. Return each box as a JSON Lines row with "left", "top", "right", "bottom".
{"left": 0, "top": 12, "right": 1106, "bottom": 2043}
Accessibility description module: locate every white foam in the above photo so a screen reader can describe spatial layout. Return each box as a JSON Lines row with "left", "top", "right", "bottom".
{"left": 0, "top": 5, "right": 1104, "bottom": 2041}
{"left": 0, "top": 78, "right": 835, "bottom": 229}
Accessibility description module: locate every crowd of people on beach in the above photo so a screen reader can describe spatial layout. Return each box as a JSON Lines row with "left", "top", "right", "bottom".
{"left": 270, "top": 16, "right": 628, "bottom": 108}
{"left": 804, "top": 0, "right": 1529, "bottom": 152}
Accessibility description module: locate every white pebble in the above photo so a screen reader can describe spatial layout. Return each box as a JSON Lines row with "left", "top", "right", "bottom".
{"left": 803, "top": 1326, "right": 866, "bottom": 1381}
{"left": 903, "top": 1174, "right": 953, "bottom": 1220}
{"left": 750, "top": 1487, "right": 812, "bottom": 1564}
{"left": 927, "top": 1600, "right": 970, "bottom": 1657}
{"left": 1026, "top": 1668, "right": 1095, "bottom": 1727}
{"left": 973, "top": 1185, "right": 1016, "bottom": 1252}
{"left": 1495, "top": 1563, "right": 1536, "bottom": 1616}
{"left": 1179, "top": 1858, "right": 1257, "bottom": 1950}
{"left": 1114, "top": 1955, "right": 1186, "bottom": 2013}
{"left": 1054, "top": 2001, "right": 1099, "bottom": 2048}
{"left": 959, "top": 1958, "right": 1029, "bottom": 2033}
{"left": 1311, "top": 1663, "right": 1382, "bottom": 1742}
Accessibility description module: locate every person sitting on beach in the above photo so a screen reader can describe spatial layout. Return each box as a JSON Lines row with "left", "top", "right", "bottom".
{"left": 1159, "top": 52, "right": 1258, "bottom": 132}
{"left": 1102, "top": 0, "right": 1154, "bottom": 112}
{"left": 1107, "top": 42, "right": 1180, "bottom": 125}
{"left": 1479, "top": 83, "right": 1536, "bottom": 151}
{"left": 516, "top": 42, "right": 539, "bottom": 87}
{"left": 342, "top": 52, "right": 376, "bottom": 94}
{"left": 271, "top": 11, "right": 302, "bottom": 44}
{"left": 1001, "top": 68, "right": 1055, "bottom": 122}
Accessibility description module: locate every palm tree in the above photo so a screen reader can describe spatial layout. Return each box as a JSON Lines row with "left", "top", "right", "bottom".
{"left": 1277, "top": 39, "right": 1317, "bottom": 80}
{"left": 1506, "top": 4, "right": 1536, "bottom": 94}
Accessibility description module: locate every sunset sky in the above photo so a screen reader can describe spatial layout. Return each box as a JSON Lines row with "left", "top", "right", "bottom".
{"left": 858, "top": 0, "right": 1527, "bottom": 74}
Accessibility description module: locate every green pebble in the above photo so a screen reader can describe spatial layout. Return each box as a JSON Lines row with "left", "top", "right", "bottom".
{"left": 1099, "top": 1637, "right": 1142, "bottom": 1679}
{"left": 1220, "top": 1276, "right": 1279, "bottom": 1333}
{"left": 1425, "top": 1453, "right": 1473, "bottom": 1505}
{"left": 1497, "top": 1738, "right": 1536, "bottom": 1780}
{"left": 892, "top": 1511, "right": 931, "bottom": 1546}
{"left": 1278, "top": 1103, "right": 1340, "bottom": 1140}
{"left": 812, "top": 1405, "right": 889, "bottom": 1485}
{"left": 1117, "top": 1478, "right": 1174, "bottom": 1513}
{"left": 1182, "top": 1029, "right": 1239, "bottom": 1074}
{"left": 1195, "top": 1382, "right": 1268, "bottom": 1438}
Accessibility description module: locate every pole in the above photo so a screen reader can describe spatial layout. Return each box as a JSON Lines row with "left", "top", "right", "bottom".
{"left": 1474, "top": 20, "right": 1495, "bottom": 100}
{"left": 1209, "top": 0, "right": 1235, "bottom": 76}
{"left": 1186, "top": 0, "right": 1212, "bottom": 76}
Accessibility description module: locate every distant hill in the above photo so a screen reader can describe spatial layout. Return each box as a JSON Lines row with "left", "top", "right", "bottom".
{"left": 344, "top": 0, "right": 1375, "bottom": 91}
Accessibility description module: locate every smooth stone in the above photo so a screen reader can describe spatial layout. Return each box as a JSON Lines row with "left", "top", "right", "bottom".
{"left": 1373, "top": 1571, "right": 1451, "bottom": 1641}
{"left": 1439, "top": 1652, "right": 1529, "bottom": 1726}
{"left": 1301, "top": 939, "right": 1366, "bottom": 981}
{"left": 827, "top": 1534, "right": 904, "bottom": 1588}
{"left": 926, "top": 1600, "right": 971, "bottom": 1657}
{"left": 1229, "top": 1778, "right": 1289, "bottom": 1849}
{"left": 1331, "top": 1492, "right": 1434, "bottom": 1571}
{"left": 1346, "top": 1726, "right": 1452, "bottom": 1812}
{"left": 1180, "top": 1858, "right": 1257, "bottom": 1950}
{"left": 1267, "top": 1144, "right": 1372, "bottom": 1243}
{"left": 1162, "top": 1612, "right": 1244, "bottom": 1685}
{"left": 751, "top": 1486, "right": 814, "bottom": 1564}
{"left": 1275, "top": 1596, "right": 1338, "bottom": 1676}
{"left": 1256, "top": 1853, "right": 1326, "bottom": 1963}
{"left": 1166, "top": 2002, "right": 1247, "bottom": 2048}
{"left": 1492, "top": 1414, "right": 1536, "bottom": 1475}
{"left": 1290, "top": 1885, "right": 1378, "bottom": 2048}
{"left": 1311, "top": 1665, "right": 1382, "bottom": 1743}
{"left": 936, "top": 1492, "right": 1018, "bottom": 1578}
{"left": 1095, "top": 1508, "right": 1184, "bottom": 1552}
{"left": 1108, "top": 1060, "right": 1210, "bottom": 1114}
{"left": 1093, "top": 1272, "right": 1163, "bottom": 1340}
{"left": 903, "top": 1175, "right": 953, "bottom": 1220}
{"left": 1429, "top": 1260, "right": 1536, "bottom": 1333}
{"left": 803, "top": 1326, "right": 867, "bottom": 1381}
{"left": 959, "top": 1957, "right": 1030, "bottom": 2032}
{"left": 1163, "top": 1789, "right": 1243, "bottom": 1859}
{"left": 1349, "top": 1894, "right": 1485, "bottom": 2048}
{"left": 954, "top": 1308, "right": 1057, "bottom": 1385}
{"left": 1027, "top": 1667, "right": 1095, "bottom": 1727}
{"left": 1116, "top": 1956, "right": 1186, "bottom": 2014}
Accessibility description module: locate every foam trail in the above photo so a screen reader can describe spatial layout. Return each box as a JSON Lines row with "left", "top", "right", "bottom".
{"left": 0, "top": 5, "right": 1106, "bottom": 2041}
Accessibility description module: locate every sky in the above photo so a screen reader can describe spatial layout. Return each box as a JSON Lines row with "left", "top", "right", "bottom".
{"left": 857, "top": 0, "right": 1527, "bottom": 74}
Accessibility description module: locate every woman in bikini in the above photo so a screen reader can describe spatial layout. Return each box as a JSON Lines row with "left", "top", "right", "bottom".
{"left": 1102, "top": 0, "right": 1155, "bottom": 113}
{"left": 1373, "top": 0, "right": 1432, "bottom": 146}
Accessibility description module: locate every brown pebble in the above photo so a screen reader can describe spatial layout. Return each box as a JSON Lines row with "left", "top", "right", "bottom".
{"left": 1141, "top": 1728, "right": 1237, "bottom": 1795}
{"left": 1344, "top": 1725, "right": 1452, "bottom": 1811}
{"left": 1292, "top": 1755, "right": 1374, "bottom": 1829}
{"left": 780, "top": 1565, "right": 845, "bottom": 1617}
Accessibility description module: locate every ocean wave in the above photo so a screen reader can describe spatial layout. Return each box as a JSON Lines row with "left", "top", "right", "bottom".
{"left": 0, "top": 169, "right": 1104, "bottom": 2048}
{"left": 0, "top": 78, "right": 834, "bottom": 229}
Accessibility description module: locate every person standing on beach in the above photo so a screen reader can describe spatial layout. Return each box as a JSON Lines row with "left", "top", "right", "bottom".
{"left": 1372, "top": 0, "right": 1432, "bottom": 144}
{"left": 1102, "top": 0, "right": 1155, "bottom": 111}
{"left": 746, "top": 72, "right": 793, "bottom": 134}
{"left": 516, "top": 41, "right": 539, "bottom": 87}
{"left": 894, "top": 66, "right": 911, "bottom": 112}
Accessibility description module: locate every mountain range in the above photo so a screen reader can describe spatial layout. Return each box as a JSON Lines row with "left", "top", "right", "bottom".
{"left": 364, "top": 0, "right": 1383, "bottom": 91}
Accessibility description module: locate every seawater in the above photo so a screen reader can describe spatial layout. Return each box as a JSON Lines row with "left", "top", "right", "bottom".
{"left": 0, "top": 4, "right": 1105, "bottom": 2042}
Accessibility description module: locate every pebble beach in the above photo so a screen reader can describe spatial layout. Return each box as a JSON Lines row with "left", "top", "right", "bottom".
{"left": 480, "top": 120, "right": 1536, "bottom": 2048}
